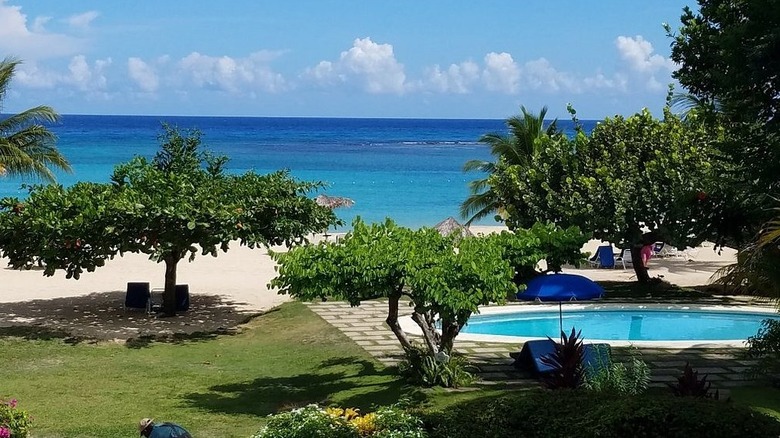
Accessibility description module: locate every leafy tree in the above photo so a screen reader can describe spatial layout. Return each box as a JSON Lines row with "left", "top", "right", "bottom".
{"left": 270, "top": 218, "right": 585, "bottom": 355}
{"left": 492, "top": 107, "right": 717, "bottom": 282}
{"left": 0, "top": 125, "right": 336, "bottom": 315}
{"left": 0, "top": 57, "right": 71, "bottom": 182}
{"left": 460, "top": 106, "right": 559, "bottom": 225}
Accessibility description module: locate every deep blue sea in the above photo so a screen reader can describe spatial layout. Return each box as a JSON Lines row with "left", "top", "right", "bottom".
{"left": 0, "top": 115, "right": 595, "bottom": 229}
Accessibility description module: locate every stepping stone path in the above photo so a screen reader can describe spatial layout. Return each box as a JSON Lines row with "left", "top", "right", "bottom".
{"left": 307, "top": 300, "right": 760, "bottom": 390}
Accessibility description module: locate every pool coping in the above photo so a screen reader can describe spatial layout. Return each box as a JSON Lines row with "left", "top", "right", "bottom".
{"left": 398, "top": 302, "right": 778, "bottom": 348}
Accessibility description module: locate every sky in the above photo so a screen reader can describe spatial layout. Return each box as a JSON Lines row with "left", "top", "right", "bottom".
{"left": 1, "top": 1, "right": 696, "bottom": 119}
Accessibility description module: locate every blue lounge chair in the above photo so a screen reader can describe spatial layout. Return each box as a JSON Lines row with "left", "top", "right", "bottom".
{"left": 175, "top": 284, "right": 190, "bottom": 311}
{"left": 512, "top": 339, "right": 611, "bottom": 377}
{"left": 125, "top": 282, "right": 151, "bottom": 312}
{"left": 596, "top": 245, "right": 615, "bottom": 268}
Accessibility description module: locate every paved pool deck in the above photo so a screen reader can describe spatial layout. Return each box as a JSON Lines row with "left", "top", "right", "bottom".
{"left": 307, "top": 299, "right": 768, "bottom": 390}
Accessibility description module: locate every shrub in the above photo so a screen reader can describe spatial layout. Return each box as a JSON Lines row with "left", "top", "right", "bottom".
{"left": 584, "top": 347, "right": 650, "bottom": 395}
{"left": 0, "top": 399, "right": 32, "bottom": 438}
{"left": 745, "top": 318, "right": 780, "bottom": 380}
{"left": 398, "top": 344, "right": 476, "bottom": 388}
{"left": 423, "top": 390, "right": 780, "bottom": 438}
{"left": 252, "top": 404, "right": 427, "bottom": 438}
{"left": 668, "top": 362, "right": 720, "bottom": 399}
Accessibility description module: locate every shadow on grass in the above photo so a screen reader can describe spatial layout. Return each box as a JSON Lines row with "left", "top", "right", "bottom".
{"left": 184, "top": 356, "right": 423, "bottom": 416}
{"left": 0, "top": 325, "right": 86, "bottom": 344}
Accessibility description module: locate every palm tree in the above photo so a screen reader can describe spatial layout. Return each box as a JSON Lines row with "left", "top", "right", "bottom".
{"left": 0, "top": 57, "right": 71, "bottom": 182}
{"left": 460, "top": 106, "right": 558, "bottom": 225}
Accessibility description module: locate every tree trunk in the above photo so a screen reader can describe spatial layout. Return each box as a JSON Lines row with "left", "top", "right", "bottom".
{"left": 631, "top": 245, "right": 650, "bottom": 283}
{"left": 385, "top": 291, "right": 413, "bottom": 351}
{"left": 439, "top": 320, "right": 460, "bottom": 355}
{"left": 162, "top": 256, "right": 178, "bottom": 316}
{"left": 411, "top": 310, "right": 440, "bottom": 355}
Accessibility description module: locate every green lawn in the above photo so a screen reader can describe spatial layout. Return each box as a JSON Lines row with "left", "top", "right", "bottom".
{"left": 0, "top": 302, "right": 414, "bottom": 438}
{"left": 3, "top": 298, "right": 780, "bottom": 437}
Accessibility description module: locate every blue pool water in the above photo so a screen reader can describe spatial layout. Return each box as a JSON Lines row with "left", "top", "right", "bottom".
{"left": 461, "top": 309, "right": 780, "bottom": 341}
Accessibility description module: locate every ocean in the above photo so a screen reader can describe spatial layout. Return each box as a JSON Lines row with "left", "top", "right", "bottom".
{"left": 0, "top": 115, "right": 595, "bottom": 229}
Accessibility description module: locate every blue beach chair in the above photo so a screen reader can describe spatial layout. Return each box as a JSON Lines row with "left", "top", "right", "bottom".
{"left": 124, "top": 282, "right": 151, "bottom": 313}
{"left": 512, "top": 339, "right": 611, "bottom": 377}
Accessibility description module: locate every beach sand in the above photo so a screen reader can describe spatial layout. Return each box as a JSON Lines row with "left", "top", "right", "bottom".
{"left": 0, "top": 227, "right": 737, "bottom": 340}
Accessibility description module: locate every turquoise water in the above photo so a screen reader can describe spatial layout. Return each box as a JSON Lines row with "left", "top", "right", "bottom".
{"left": 461, "top": 309, "right": 780, "bottom": 341}
{"left": 0, "top": 115, "right": 595, "bottom": 228}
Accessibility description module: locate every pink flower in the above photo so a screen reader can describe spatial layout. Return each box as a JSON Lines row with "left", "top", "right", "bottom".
{"left": 0, "top": 426, "right": 11, "bottom": 438}
{"left": 8, "top": 399, "right": 16, "bottom": 408}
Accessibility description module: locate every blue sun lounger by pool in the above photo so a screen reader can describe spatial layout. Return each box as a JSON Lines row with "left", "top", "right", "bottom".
{"left": 512, "top": 339, "right": 611, "bottom": 377}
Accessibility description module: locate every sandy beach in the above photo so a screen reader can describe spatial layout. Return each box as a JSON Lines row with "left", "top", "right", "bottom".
{"left": 0, "top": 225, "right": 737, "bottom": 340}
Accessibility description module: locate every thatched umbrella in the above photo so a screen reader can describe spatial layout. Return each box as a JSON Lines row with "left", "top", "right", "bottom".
{"left": 315, "top": 194, "right": 355, "bottom": 209}
{"left": 434, "top": 216, "right": 473, "bottom": 239}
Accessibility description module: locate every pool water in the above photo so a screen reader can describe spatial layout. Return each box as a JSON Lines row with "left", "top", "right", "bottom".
{"left": 461, "top": 309, "right": 780, "bottom": 341}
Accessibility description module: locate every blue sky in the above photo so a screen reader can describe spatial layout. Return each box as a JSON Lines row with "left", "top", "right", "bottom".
{"left": 1, "top": 1, "right": 695, "bottom": 119}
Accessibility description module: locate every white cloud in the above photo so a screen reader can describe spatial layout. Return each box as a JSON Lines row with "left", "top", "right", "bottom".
{"left": 14, "top": 55, "right": 111, "bottom": 94}
{"left": 420, "top": 61, "right": 480, "bottom": 93}
{"left": 615, "top": 35, "right": 676, "bottom": 73}
{"left": 305, "top": 37, "right": 407, "bottom": 94}
{"left": 128, "top": 57, "right": 159, "bottom": 93}
{"left": 66, "top": 10, "right": 99, "bottom": 31}
{"left": 177, "top": 51, "right": 287, "bottom": 93}
{"left": 521, "top": 58, "right": 579, "bottom": 92}
{"left": 0, "top": 0, "right": 84, "bottom": 59}
{"left": 482, "top": 52, "right": 521, "bottom": 93}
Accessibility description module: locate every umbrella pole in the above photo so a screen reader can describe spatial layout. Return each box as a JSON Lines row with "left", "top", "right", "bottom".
{"left": 559, "top": 302, "right": 563, "bottom": 336}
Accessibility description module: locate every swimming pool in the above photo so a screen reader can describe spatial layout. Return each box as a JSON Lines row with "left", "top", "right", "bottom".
{"left": 401, "top": 304, "right": 780, "bottom": 348}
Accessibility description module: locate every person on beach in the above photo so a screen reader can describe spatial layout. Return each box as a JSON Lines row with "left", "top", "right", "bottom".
{"left": 138, "top": 418, "right": 193, "bottom": 438}
{"left": 640, "top": 243, "right": 653, "bottom": 268}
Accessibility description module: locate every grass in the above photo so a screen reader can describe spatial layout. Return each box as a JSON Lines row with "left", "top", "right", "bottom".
{"left": 0, "top": 302, "right": 415, "bottom": 438}
{"left": 4, "top": 295, "right": 780, "bottom": 437}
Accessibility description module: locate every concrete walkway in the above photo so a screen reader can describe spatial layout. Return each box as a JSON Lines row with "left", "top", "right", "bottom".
{"left": 307, "top": 300, "right": 761, "bottom": 389}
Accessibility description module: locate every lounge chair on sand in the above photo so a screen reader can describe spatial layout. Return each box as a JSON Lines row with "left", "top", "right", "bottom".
{"left": 587, "top": 245, "right": 615, "bottom": 269}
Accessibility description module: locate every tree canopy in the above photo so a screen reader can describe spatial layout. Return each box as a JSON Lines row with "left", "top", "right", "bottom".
{"left": 0, "top": 57, "right": 71, "bottom": 182}
{"left": 0, "top": 125, "right": 336, "bottom": 315}
{"left": 270, "top": 218, "right": 585, "bottom": 355}
{"left": 490, "top": 106, "right": 717, "bottom": 281}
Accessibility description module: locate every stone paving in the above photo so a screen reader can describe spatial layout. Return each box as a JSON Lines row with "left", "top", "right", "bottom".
{"left": 307, "top": 299, "right": 761, "bottom": 390}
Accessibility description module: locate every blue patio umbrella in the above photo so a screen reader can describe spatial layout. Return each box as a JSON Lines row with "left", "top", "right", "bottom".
{"left": 516, "top": 273, "right": 605, "bottom": 334}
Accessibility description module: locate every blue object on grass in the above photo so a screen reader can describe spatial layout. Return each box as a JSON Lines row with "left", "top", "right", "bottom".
{"left": 517, "top": 273, "right": 605, "bottom": 301}
{"left": 512, "top": 339, "right": 611, "bottom": 377}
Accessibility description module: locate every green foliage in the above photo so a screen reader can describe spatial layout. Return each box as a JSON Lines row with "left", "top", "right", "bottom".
{"left": 488, "top": 222, "right": 587, "bottom": 284}
{"left": 584, "top": 348, "right": 651, "bottom": 395}
{"left": 460, "top": 106, "right": 560, "bottom": 225}
{"left": 398, "top": 344, "right": 475, "bottom": 388}
{"left": 251, "top": 404, "right": 427, "bottom": 438}
{"left": 0, "top": 398, "right": 32, "bottom": 438}
{"left": 252, "top": 405, "right": 357, "bottom": 438}
{"left": 424, "top": 390, "right": 780, "bottom": 438}
{"left": 271, "top": 218, "right": 517, "bottom": 355}
{"left": 540, "top": 328, "right": 586, "bottom": 389}
{"left": 745, "top": 319, "right": 780, "bottom": 380}
{"left": 668, "top": 362, "right": 720, "bottom": 399}
{"left": 0, "top": 57, "right": 71, "bottom": 182}
{"left": 0, "top": 125, "right": 335, "bottom": 314}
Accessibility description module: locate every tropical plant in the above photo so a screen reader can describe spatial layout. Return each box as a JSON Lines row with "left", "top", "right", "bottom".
{"left": 460, "top": 106, "right": 559, "bottom": 225}
{"left": 744, "top": 318, "right": 780, "bottom": 380}
{"left": 668, "top": 362, "right": 720, "bottom": 399}
{"left": 398, "top": 343, "right": 476, "bottom": 388}
{"left": 0, "top": 125, "right": 336, "bottom": 315}
{"left": 584, "top": 347, "right": 651, "bottom": 395}
{"left": 540, "top": 328, "right": 586, "bottom": 389}
{"left": 0, "top": 57, "right": 71, "bottom": 182}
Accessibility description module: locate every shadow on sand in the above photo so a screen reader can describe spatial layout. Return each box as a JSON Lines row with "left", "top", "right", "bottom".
{"left": 0, "top": 291, "right": 263, "bottom": 348}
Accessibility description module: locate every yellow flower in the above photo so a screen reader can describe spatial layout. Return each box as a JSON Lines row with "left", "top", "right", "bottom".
{"left": 325, "top": 407, "right": 344, "bottom": 418}
{"left": 343, "top": 407, "right": 361, "bottom": 420}
{"left": 350, "top": 412, "right": 377, "bottom": 436}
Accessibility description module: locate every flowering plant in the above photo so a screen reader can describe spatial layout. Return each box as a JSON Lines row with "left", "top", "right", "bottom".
{"left": 252, "top": 404, "right": 426, "bottom": 438}
{"left": 0, "top": 398, "right": 32, "bottom": 438}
